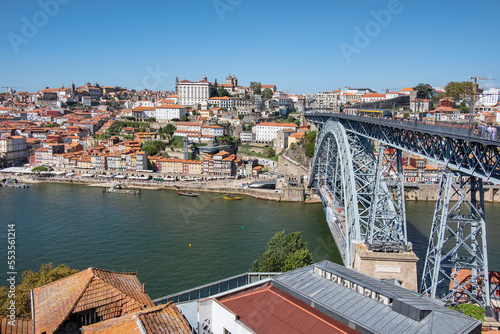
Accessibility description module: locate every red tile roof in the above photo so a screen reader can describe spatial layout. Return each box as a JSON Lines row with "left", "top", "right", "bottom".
{"left": 80, "top": 302, "right": 191, "bottom": 334}
{"left": 219, "top": 285, "right": 359, "bottom": 334}
{"left": 0, "top": 317, "right": 32, "bottom": 334}
{"left": 32, "top": 268, "right": 154, "bottom": 334}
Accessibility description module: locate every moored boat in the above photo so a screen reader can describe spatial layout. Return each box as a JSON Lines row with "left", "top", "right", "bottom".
{"left": 177, "top": 191, "right": 199, "bottom": 197}
{"left": 223, "top": 194, "right": 242, "bottom": 200}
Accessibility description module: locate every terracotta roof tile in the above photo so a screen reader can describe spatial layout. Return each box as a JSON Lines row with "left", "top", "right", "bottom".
{"left": 80, "top": 302, "right": 191, "bottom": 334}
{"left": 0, "top": 317, "right": 32, "bottom": 334}
{"left": 33, "top": 268, "right": 154, "bottom": 334}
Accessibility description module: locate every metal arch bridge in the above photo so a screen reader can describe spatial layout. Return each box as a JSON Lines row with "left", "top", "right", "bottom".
{"left": 306, "top": 112, "right": 500, "bottom": 315}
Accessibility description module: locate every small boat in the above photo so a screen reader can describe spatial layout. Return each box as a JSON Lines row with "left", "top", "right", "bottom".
{"left": 177, "top": 191, "right": 199, "bottom": 197}
{"left": 223, "top": 194, "right": 243, "bottom": 200}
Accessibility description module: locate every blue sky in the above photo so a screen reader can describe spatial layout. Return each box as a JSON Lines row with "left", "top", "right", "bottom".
{"left": 0, "top": 0, "right": 498, "bottom": 94}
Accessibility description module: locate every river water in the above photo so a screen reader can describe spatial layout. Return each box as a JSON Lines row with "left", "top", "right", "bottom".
{"left": 1, "top": 183, "right": 499, "bottom": 299}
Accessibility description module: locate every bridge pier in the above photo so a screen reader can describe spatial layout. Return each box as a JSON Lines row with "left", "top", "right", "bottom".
{"left": 352, "top": 243, "right": 419, "bottom": 292}
{"left": 420, "top": 170, "right": 491, "bottom": 315}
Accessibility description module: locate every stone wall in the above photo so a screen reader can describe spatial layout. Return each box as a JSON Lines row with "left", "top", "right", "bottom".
{"left": 405, "top": 184, "right": 500, "bottom": 203}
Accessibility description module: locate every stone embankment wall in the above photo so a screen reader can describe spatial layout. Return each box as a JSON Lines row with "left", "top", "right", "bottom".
{"left": 405, "top": 184, "right": 500, "bottom": 203}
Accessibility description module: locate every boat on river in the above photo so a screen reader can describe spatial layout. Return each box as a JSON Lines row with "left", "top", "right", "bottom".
{"left": 177, "top": 191, "right": 199, "bottom": 197}
{"left": 223, "top": 194, "right": 242, "bottom": 200}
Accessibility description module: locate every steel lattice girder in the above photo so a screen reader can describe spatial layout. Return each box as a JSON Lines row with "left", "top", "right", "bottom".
{"left": 420, "top": 170, "right": 490, "bottom": 311}
{"left": 306, "top": 115, "right": 500, "bottom": 183}
{"left": 310, "top": 120, "right": 361, "bottom": 267}
{"left": 309, "top": 120, "right": 408, "bottom": 267}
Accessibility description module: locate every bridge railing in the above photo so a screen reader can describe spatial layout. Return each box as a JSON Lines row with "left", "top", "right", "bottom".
{"left": 307, "top": 112, "right": 500, "bottom": 143}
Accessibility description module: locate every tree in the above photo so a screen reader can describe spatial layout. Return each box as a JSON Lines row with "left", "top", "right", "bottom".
{"left": 249, "top": 82, "right": 261, "bottom": 95}
{"left": 413, "top": 83, "right": 433, "bottom": 99}
{"left": 447, "top": 304, "right": 485, "bottom": 321}
{"left": 252, "top": 231, "right": 313, "bottom": 272}
{"left": 457, "top": 101, "right": 470, "bottom": 113}
{"left": 444, "top": 81, "right": 474, "bottom": 101}
{"left": 238, "top": 114, "right": 244, "bottom": 120}
{"left": 146, "top": 117, "right": 156, "bottom": 122}
{"left": 265, "top": 145, "right": 276, "bottom": 158}
{"left": 304, "top": 131, "right": 316, "bottom": 158}
{"left": 217, "top": 86, "right": 230, "bottom": 97}
{"left": 31, "top": 166, "right": 48, "bottom": 172}
{"left": 142, "top": 140, "right": 167, "bottom": 156}
{"left": 243, "top": 94, "right": 250, "bottom": 100}
{"left": 181, "top": 115, "right": 189, "bottom": 122}
{"left": 159, "top": 123, "right": 176, "bottom": 137}
{"left": 262, "top": 87, "right": 273, "bottom": 99}
{"left": 0, "top": 263, "right": 78, "bottom": 318}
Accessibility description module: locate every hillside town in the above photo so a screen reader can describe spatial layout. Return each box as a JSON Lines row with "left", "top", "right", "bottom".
{"left": 1, "top": 76, "right": 499, "bottom": 196}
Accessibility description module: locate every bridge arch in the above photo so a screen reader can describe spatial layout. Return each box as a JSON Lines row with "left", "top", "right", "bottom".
{"left": 309, "top": 119, "right": 408, "bottom": 268}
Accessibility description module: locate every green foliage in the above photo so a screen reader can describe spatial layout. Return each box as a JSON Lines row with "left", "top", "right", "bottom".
{"left": 181, "top": 115, "right": 189, "bottom": 122}
{"left": 45, "top": 123, "right": 59, "bottom": 128}
{"left": 125, "top": 116, "right": 136, "bottom": 121}
{"left": 31, "top": 166, "right": 48, "bottom": 172}
{"left": 304, "top": 131, "right": 316, "bottom": 158}
{"left": 170, "top": 136, "right": 184, "bottom": 148}
{"left": 262, "top": 87, "right": 273, "bottom": 99}
{"left": 243, "top": 94, "right": 250, "bottom": 100}
{"left": 159, "top": 123, "right": 176, "bottom": 137}
{"left": 403, "top": 112, "right": 410, "bottom": 118}
{"left": 0, "top": 263, "right": 78, "bottom": 318}
{"left": 142, "top": 140, "right": 167, "bottom": 156}
{"left": 444, "top": 81, "right": 474, "bottom": 100}
{"left": 146, "top": 117, "right": 156, "bottom": 122}
{"left": 457, "top": 101, "right": 470, "bottom": 113}
{"left": 264, "top": 145, "right": 275, "bottom": 158}
{"left": 217, "top": 86, "right": 230, "bottom": 97}
{"left": 413, "top": 83, "right": 433, "bottom": 99}
{"left": 447, "top": 303, "right": 485, "bottom": 321}
{"left": 252, "top": 231, "right": 313, "bottom": 272}
{"left": 238, "top": 114, "right": 244, "bottom": 120}
{"left": 102, "top": 121, "right": 148, "bottom": 139}
{"left": 249, "top": 82, "right": 261, "bottom": 95}
{"left": 238, "top": 145, "right": 279, "bottom": 162}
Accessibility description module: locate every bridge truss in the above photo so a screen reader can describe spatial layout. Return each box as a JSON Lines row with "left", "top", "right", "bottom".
{"left": 309, "top": 119, "right": 408, "bottom": 267}
{"left": 307, "top": 114, "right": 493, "bottom": 314}
{"left": 420, "top": 170, "right": 490, "bottom": 312}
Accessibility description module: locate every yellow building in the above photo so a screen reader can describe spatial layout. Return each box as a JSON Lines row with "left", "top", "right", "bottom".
{"left": 135, "top": 132, "right": 155, "bottom": 145}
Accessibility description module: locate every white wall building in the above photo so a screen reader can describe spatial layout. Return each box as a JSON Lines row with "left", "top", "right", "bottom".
{"left": 178, "top": 76, "right": 214, "bottom": 106}
{"left": 208, "top": 96, "right": 234, "bottom": 110}
{"left": 478, "top": 88, "right": 500, "bottom": 107}
{"left": 155, "top": 104, "right": 187, "bottom": 121}
{"left": 255, "top": 122, "right": 298, "bottom": 143}
{"left": 201, "top": 125, "right": 224, "bottom": 137}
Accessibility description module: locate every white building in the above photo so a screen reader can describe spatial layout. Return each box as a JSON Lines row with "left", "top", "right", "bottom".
{"left": 255, "top": 122, "right": 298, "bottom": 143}
{"left": 478, "top": 88, "right": 500, "bottom": 107}
{"left": 155, "top": 104, "right": 187, "bottom": 122}
{"left": 208, "top": 96, "right": 234, "bottom": 110}
{"left": 201, "top": 125, "right": 224, "bottom": 137}
{"left": 132, "top": 99, "right": 155, "bottom": 108}
{"left": 361, "top": 93, "right": 386, "bottom": 103}
{"left": 386, "top": 91, "right": 402, "bottom": 99}
{"left": 240, "top": 132, "right": 255, "bottom": 143}
{"left": 178, "top": 76, "right": 214, "bottom": 106}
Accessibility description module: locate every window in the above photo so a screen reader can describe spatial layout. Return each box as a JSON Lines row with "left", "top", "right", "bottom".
{"left": 223, "top": 328, "right": 232, "bottom": 334}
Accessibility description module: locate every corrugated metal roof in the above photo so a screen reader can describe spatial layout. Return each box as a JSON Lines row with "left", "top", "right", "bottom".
{"left": 271, "top": 261, "right": 482, "bottom": 334}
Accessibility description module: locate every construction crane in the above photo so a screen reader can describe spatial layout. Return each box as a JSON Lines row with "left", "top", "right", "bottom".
{"left": 469, "top": 76, "right": 494, "bottom": 99}
{"left": 1, "top": 86, "right": 18, "bottom": 100}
